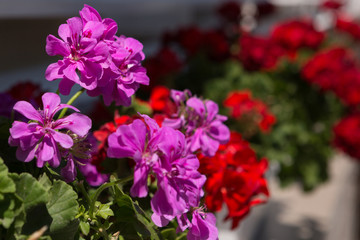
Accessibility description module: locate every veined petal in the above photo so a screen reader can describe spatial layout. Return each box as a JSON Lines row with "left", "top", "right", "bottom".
{"left": 42, "top": 92, "right": 61, "bottom": 117}
{"left": 187, "top": 97, "right": 205, "bottom": 118}
{"left": 63, "top": 63, "right": 80, "bottom": 83}
{"left": 9, "top": 121, "right": 37, "bottom": 139}
{"left": 13, "top": 101, "right": 42, "bottom": 122}
{"left": 46, "top": 35, "right": 70, "bottom": 56}
{"left": 50, "top": 129, "right": 73, "bottom": 148}
{"left": 130, "top": 163, "right": 150, "bottom": 198}
{"left": 80, "top": 4, "right": 102, "bottom": 23}
{"left": 36, "top": 136, "right": 54, "bottom": 163}
{"left": 205, "top": 100, "right": 219, "bottom": 122}
{"left": 58, "top": 23, "right": 71, "bottom": 43}
{"left": 54, "top": 113, "right": 91, "bottom": 137}
{"left": 45, "top": 61, "right": 64, "bottom": 81}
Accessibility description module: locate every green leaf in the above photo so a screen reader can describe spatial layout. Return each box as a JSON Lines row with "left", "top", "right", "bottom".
{"left": 96, "top": 203, "right": 114, "bottom": 220}
{"left": 0, "top": 158, "right": 16, "bottom": 194}
{"left": 79, "top": 221, "right": 90, "bottom": 236}
{"left": 11, "top": 173, "right": 48, "bottom": 210}
{"left": 46, "top": 180, "right": 78, "bottom": 233}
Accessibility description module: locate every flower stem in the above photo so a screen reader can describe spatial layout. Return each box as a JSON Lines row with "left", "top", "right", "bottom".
{"left": 58, "top": 88, "right": 85, "bottom": 119}
{"left": 88, "top": 175, "right": 133, "bottom": 219}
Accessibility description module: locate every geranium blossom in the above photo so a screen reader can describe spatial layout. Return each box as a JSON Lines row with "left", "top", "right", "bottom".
{"left": 8, "top": 92, "right": 91, "bottom": 172}
{"left": 224, "top": 90, "right": 276, "bottom": 133}
{"left": 163, "top": 89, "right": 230, "bottom": 157}
{"left": 198, "top": 132, "right": 269, "bottom": 229}
{"left": 107, "top": 114, "right": 206, "bottom": 228}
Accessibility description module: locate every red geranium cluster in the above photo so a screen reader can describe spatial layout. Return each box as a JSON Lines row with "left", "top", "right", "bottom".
{"left": 271, "top": 20, "right": 325, "bottom": 53}
{"left": 224, "top": 90, "right": 276, "bottom": 133}
{"left": 333, "top": 112, "right": 360, "bottom": 161}
{"left": 302, "top": 47, "right": 360, "bottom": 106}
{"left": 336, "top": 15, "right": 360, "bottom": 40}
{"left": 198, "top": 132, "right": 269, "bottom": 229}
{"left": 239, "top": 20, "right": 324, "bottom": 71}
{"left": 239, "top": 34, "right": 286, "bottom": 71}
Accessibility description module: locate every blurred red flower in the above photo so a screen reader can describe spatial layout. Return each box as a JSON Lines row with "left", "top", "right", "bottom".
{"left": 224, "top": 90, "right": 276, "bottom": 132}
{"left": 333, "top": 113, "right": 360, "bottom": 161}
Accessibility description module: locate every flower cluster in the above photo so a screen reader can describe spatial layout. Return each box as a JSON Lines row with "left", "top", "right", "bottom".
{"left": 224, "top": 90, "right": 276, "bottom": 133}
{"left": 239, "top": 34, "right": 285, "bottom": 71}
{"left": 302, "top": 47, "right": 360, "bottom": 106}
{"left": 162, "top": 89, "right": 230, "bottom": 157}
{"left": 198, "top": 132, "right": 269, "bottom": 229}
{"left": 107, "top": 114, "right": 218, "bottom": 239}
{"left": 8, "top": 92, "right": 92, "bottom": 181}
{"left": 333, "top": 113, "right": 360, "bottom": 161}
{"left": 46, "top": 4, "right": 149, "bottom": 106}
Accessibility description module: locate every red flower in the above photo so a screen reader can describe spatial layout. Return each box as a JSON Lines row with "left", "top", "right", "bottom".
{"left": 321, "top": 0, "right": 344, "bottom": 10}
{"left": 199, "top": 132, "right": 269, "bottom": 229}
{"left": 177, "top": 26, "right": 204, "bottom": 56}
{"left": 224, "top": 90, "right": 276, "bottom": 133}
{"left": 271, "top": 20, "right": 325, "bottom": 52}
{"left": 149, "top": 86, "right": 177, "bottom": 115}
{"left": 302, "top": 47, "right": 356, "bottom": 91}
{"left": 145, "top": 47, "right": 182, "bottom": 85}
{"left": 333, "top": 113, "right": 360, "bottom": 161}
{"left": 336, "top": 15, "right": 360, "bottom": 40}
{"left": 239, "top": 34, "right": 285, "bottom": 71}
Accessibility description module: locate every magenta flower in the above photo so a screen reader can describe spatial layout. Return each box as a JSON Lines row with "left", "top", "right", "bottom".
{"left": 163, "top": 90, "right": 230, "bottom": 157}
{"left": 8, "top": 92, "right": 91, "bottom": 169}
{"left": 187, "top": 210, "right": 218, "bottom": 240}
{"left": 45, "top": 6, "right": 110, "bottom": 94}
{"left": 88, "top": 36, "right": 150, "bottom": 106}
{"left": 107, "top": 114, "right": 205, "bottom": 227}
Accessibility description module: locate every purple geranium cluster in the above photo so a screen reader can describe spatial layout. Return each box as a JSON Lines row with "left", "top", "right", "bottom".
{"left": 163, "top": 89, "right": 230, "bottom": 157}
{"left": 8, "top": 92, "right": 92, "bottom": 181}
{"left": 45, "top": 5, "right": 149, "bottom": 106}
{"left": 107, "top": 114, "right": 218, "bottom": 239}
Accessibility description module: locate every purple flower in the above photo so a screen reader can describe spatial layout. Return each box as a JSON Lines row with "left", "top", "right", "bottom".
{"left": 88, "top": 36, "right": 150, "bottom": 106}
{"left": 163, "top": 90, "right": 230, "bottom": 157}
{"left": 107, "top": 114, "right": 205, "bottom": 226}
{"left": 8, "top": 92, "right": 91, "bottom": 169}
{"left": 186, "top": 209, "right": 218, "bottom": 240}
{"left": 45, "top": 6, "right": 110, "bottom": 94}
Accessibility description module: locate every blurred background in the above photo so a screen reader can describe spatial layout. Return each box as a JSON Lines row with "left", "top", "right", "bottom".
{"left": 0, "top": 0, "right": 359, "bottom": 239}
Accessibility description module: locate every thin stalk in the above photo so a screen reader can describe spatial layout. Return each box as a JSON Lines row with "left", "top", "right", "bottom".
{"left": 58, "top": 88, "right": 85, "bottom": 119}
{"left": 88, "top": 175, "right": 133, "bottom": 219}
{"left": 78, "top": 181, "right": 92, "bottom": 206}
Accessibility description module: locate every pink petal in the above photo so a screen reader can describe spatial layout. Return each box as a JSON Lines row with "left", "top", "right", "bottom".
{"left": 54, "top": 113, "right": 91, "bottom": 137}
{"left": 45, "top": 61, "right": 64, "bottom": 81}
{"left": 13, "top": 101, "right": 42, "bottom": 122}
{"left": 46, "top": 35, "right": 70, "bottom": 56}
{"left": 42, "top": 92, "right": 61, "bottom": 117}
{"left": 59, "top": 78, "right": 76, "bottom": 95}
{"left": 50, "top": 129, "right": 73, "bottom": 148}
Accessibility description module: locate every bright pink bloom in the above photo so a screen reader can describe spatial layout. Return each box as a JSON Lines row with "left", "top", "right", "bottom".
{"left": 8, "top": 92, "right": 91, "bottom": 170}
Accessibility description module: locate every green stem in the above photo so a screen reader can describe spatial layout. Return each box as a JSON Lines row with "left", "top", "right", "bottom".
{"left": 88, "top": 175, "right": 133, "bottom": 219}
{"left": 78, "top": 181, "right": 92, "bottom": 206}
{"left": 58, "top": 88, "right": 85, "bottom": 119}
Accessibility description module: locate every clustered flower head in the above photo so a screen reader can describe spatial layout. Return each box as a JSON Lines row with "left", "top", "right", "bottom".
{"left": 46, "top": 4, "right": 149, "bottom": 106}
{"left": 302, "top": 47, "right": 360, "bottom": 106}
{"left": 107, "top": 114, "right": 218, "bottom": 239}
{"left": 8, "top": 92, "right": 91, "bottom": 181}
{"left": 333, "top": 112, "right": 360, "bottom": 161}
{"left": 162, "top": 89, "right": 230, "bottom": 157}
{"left": 224, "top": 90, "right": 276, "bottom": 133}
{"left": 198, "top": 132, "right": 269, "bottom": 229}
